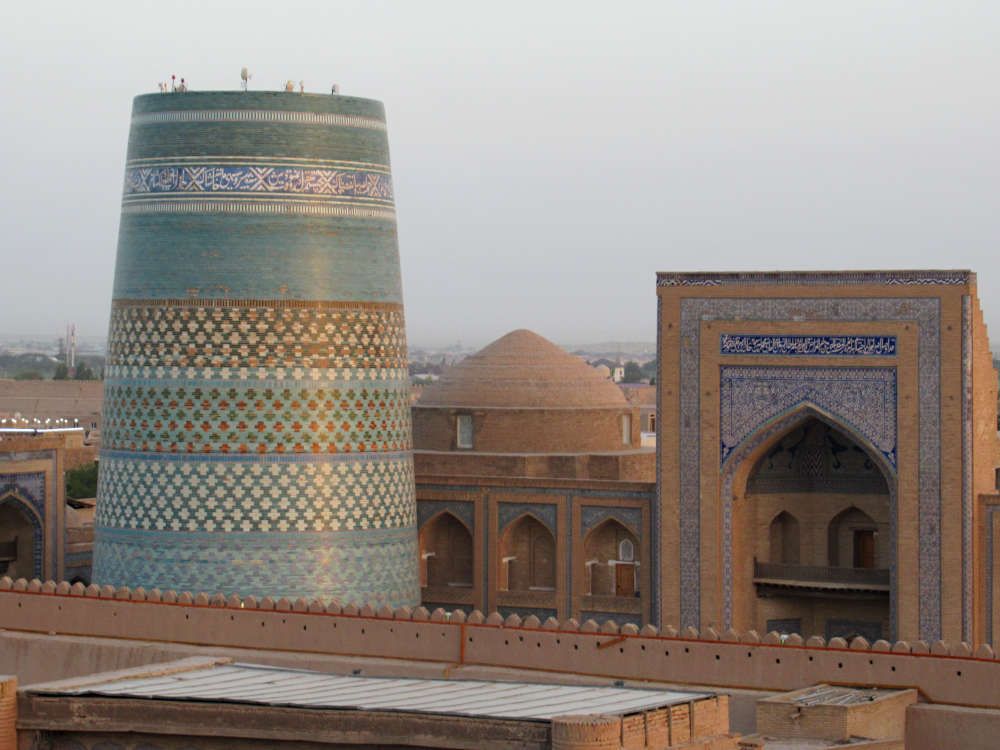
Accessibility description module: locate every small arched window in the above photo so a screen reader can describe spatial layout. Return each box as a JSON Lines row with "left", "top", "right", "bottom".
{"left": 618, "top": 538, "right": 634, "bottom": 562}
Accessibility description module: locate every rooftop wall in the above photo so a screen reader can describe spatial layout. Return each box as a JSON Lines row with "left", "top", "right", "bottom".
{"left": 1, "top": 577, "right": 999, "bottom": 710}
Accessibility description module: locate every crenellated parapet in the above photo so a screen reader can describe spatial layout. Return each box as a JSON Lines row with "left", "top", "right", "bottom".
{"left": 2, "top": 576, "right": 999, "bottom": 708}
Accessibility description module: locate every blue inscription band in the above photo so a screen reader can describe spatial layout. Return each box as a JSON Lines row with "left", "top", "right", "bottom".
{"left": 123, "top": 165, "right": 393, "bottom": 202}
{"left": 720, "top": 334, "right": 896, "bottom": 357}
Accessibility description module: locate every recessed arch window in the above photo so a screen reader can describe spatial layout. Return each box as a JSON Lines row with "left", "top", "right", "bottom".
{"left": 456, "top": 414, "right": 474, "bottom": 449}
{"left": 618, "top": 538, "right": 635, "bottom": 562}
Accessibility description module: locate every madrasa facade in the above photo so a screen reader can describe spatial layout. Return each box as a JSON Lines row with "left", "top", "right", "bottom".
{"left": 409, "top": 272, "right": 1000, "bottom": 647}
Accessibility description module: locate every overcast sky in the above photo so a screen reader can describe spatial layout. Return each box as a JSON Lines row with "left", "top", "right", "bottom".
{"left": 1, "top": 1, "right": 998, "bottom": 348}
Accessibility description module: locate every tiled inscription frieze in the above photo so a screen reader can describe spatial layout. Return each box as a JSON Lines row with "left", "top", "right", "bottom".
{"left": 96, "top": 452, "right": 416, "bottom": 533}
{"left": 123, "top": 164, "right": 393, "bottom": 202}
{"left": 101, "top": 381, "right": 411, "bottom": 454}
{"left": 720, "top": 334, "right": 896, "bottom": 357}
{"left": 107, "top": 301, "right": 407, "bottom": 372}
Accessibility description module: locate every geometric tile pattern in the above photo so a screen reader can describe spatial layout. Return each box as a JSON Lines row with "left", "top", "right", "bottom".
{"left": 676, "top": 295, "right": 942, "bottom": 639}
{"left": 107, "top": 301, "right": 406, "bottom": 372}
{"left": 93, "top": 524, "right": 419, "bottom": 605}
{"left": 101, "top": 381, "right": 411, "bottom": 454}
{"left": 96, "top": 452, "right": 415, "bottom": 533}
{"left": 720, "top": 334, "right": 896, "bottom": 357}
{"left": 720, "top": 366, "right": 897, "bottom": 466}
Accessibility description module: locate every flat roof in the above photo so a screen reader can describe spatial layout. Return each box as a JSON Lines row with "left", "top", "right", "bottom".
{"left": 27, "top": 658, "right": 710, "bottom": 722}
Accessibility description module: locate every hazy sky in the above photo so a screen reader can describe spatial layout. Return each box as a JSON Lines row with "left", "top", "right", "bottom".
{"left": 1, "top": 1, "right": 999, "bottom": 348}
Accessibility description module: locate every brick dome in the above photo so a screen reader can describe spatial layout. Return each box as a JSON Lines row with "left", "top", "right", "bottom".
{"left": 417, "top": 329, "right": 628, "bottom": 409}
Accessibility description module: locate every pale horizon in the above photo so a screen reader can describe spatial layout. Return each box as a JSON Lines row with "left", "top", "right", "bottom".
{"left": 3, "top": 1, "right": 1000, "bottom": 349}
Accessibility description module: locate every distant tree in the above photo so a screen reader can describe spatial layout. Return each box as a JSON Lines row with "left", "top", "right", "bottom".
{"left": 74, "top": 362, "right": 96, "bottom": 380}
{"left": 66, "top": 462, "right": 99, "bottom": 500}
{"left": 53, "top": 363, "right": 69, "bottom": 380}
{"left": 640, "top": 359, "right": 657, "bottom": 379}
{"left": 13, "top": 371, "right": 43, "bottom": 380}
{"left": 622, "top": 361, "right": 643, "bottom": 383}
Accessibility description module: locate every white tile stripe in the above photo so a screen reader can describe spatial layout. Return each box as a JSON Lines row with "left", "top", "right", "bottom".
{"left": 120, "top": 199, "right": 396, "bottom": 220}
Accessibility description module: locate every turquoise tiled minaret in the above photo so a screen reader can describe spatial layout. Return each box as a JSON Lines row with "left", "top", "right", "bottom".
{"left": 93, "top": 91, "right": 420, "bottom": 606}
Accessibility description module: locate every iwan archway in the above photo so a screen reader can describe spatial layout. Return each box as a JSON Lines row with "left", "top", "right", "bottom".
{"left": 722, "top": 405, "right": 896, "bottom": 641}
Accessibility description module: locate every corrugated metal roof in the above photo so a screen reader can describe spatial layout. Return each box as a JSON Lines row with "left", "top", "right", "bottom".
{"left": 30, "top": 661, "right": 709, "bottom": 722}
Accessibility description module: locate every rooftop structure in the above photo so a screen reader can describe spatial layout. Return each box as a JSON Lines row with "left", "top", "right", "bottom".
{"left": 15, "top": 657, "right": 735, "bottom": 749}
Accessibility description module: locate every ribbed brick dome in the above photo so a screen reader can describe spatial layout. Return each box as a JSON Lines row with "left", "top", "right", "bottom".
{"left": 418, "top": 330, "right": 627, "bottom": 409}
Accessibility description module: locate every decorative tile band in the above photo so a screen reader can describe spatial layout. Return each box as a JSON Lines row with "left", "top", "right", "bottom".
{"left": 987, "top": 505, "right": 1000, "bottom": 645}
{"left": 101, "top": 380, "right": 411, "bottom": 454}
{"left": 93, "top": 525, "right": 419, "bottom": 606}
{"left": 131, "top": 108, "right": 387, "bottom": 131}
{"left": 107, "top": 301, "right": 406, "bottom": 372}
{"left": 677, "top": 297, "right": 941, "bottom": 639}
{"left": 720, "top": 366, "right": 897, "bottom": 467}
{"left": 103, "top": 365, "right": 408, "bottom": 383}
{"left": 95, "top": 452, "right": 415, "bottom": 533}
{"left": 120, "top": 199, "right": 396, "bottom": 220}
{"left": 659, "top": 270, "right": 971, "bottom": 287}
{"left": 720, "top": 334, "right": 897, "bottom": 357}
{"left": 962, "top": 295, "right": 973, "bottom": 642}
{"left": 123, "top": 165, "right": 393, "bottom": 203}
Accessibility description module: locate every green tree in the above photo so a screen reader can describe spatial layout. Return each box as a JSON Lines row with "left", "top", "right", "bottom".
{"left": 66, "top": 462, "right": 99, "bottom": 500}
{"left": 13, "top": 371, "right": 43, "bottom": 380}
{"left": 622, "top": 361, "right": 643, "bottom": 383}
{"left": 53, "top": 363, "right": 69, "bottom": 380}
{"left": 74, "top": 362, "right": 96, "bottom": 380}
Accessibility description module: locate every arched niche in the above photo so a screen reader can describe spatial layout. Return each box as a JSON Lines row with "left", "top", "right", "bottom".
{"left": 0, "top": 493, "right": 43, "bottom": 579}
{"left": 722, "top": 405, "right": 896, "bottom": 639}
{"left": 418, "top": 511, "right": 473, "bottom": 589}
{"left": 768, "top": 511, "right": 800, "bottom": 565}
{"left": 499, "top": 514, "right": 556, "bottom": 592}
{"left": 583, "top": 518, "right": 639, "bottom": 597}
{"left": 828, "top": 506, "right": 882, "bottom": 569}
